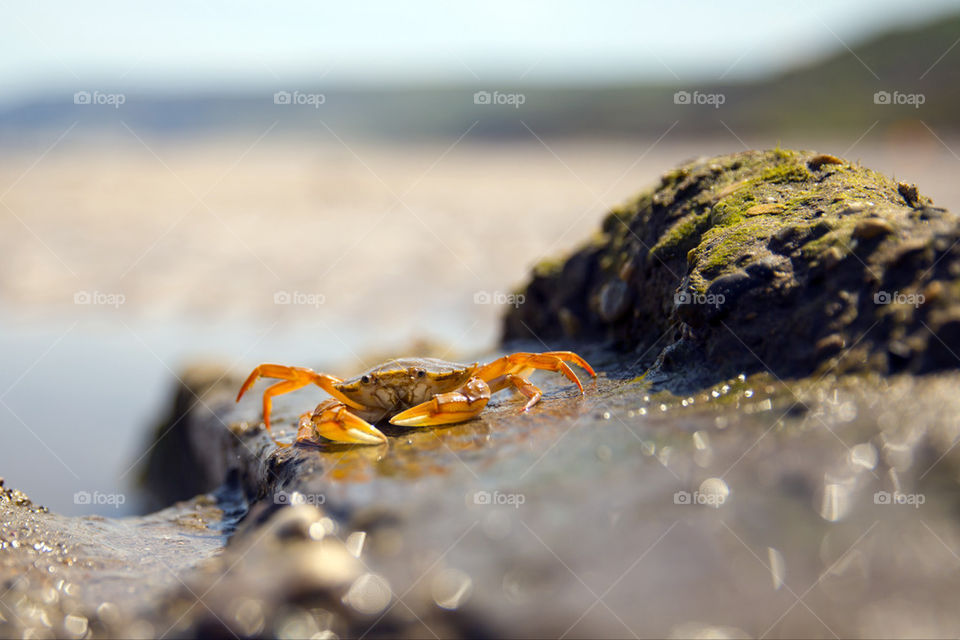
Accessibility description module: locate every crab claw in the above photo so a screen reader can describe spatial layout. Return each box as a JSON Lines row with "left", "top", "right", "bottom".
{"left": 390, "top": 377, "right": 491, "bottom": 427}
{"left": 298, "top": 402, "right": 387, "bottom": 445}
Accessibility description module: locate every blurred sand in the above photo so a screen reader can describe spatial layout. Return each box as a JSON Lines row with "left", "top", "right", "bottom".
{"left": 3, "top": 133, "right": 958, "bottom": 351}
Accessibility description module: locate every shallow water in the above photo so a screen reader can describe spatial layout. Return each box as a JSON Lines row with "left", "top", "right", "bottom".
{"left": 0, "top": 311, "right": 491, "bottom": 516}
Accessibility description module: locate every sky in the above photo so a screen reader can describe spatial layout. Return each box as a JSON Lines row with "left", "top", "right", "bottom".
{"left": 1, "top": 0, "right": 958, "bottom": 105}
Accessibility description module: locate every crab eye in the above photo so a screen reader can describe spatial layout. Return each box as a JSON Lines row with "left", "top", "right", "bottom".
{"left": 417, "top": 369, "right": 426, "bottom": 378}
{"left": 361, "top": 375, "right": 370, "bottom": 384}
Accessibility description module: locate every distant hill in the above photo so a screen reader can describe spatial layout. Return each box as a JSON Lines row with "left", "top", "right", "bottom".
{"left": 2, "top": 13, "right": 957, "bottom": 141}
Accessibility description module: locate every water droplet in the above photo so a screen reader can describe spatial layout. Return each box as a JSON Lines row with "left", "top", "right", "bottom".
{"left": 345, "top": 531, "right": 366, "bottom": 558}
{"left": 836, "top": 401, "right": 858, "bottom": 422}
{"left": 431, "top": 568, "right": 473, "bottom": 610}
{"left": 657, "top": 445, "right": 672, "bottom": 467}
{"left": 849, "top": 443, "right": 878, "bottom": 470}
{"left": 40, "top": 586, "right": 57, "bottom": 604}
{"left": 767, "top": 547, "right": 786, "bottom": 590}
{"left": 318, "top": 517, "right": 337, "bottom": 536}
{"left": 888, "top": 468, "right": 902, "bottom": 494}
{"left": 692, "top": 431, "right": 710, "bottom": 450}
{"left": 698, "top": 478, "right": 729, "bottom": 508}
{"left": 96, "top": 602, "right": 120, "bottom": 626}
{"left": 308, "top": 522, "right": 326, "bottom": 540}
{"left": 819, "top": 483, "right": 851, "bottom": 522}
{"left": 229, "top": 597, "right": 264, "bottom": 636}
{"left": 276, "top": 608, "right": 318, "bottom": 640}
{"left": 744, "top": 389, "right": 754, "bottom": 398}
{"left": 343, "top": 573, "right": 392, "bottom": 614}
{"left": 63, "top": 614, "right": 88, "bottom": 638}
{"left": 602, "top": 411, "right": 611, "bottom": 420}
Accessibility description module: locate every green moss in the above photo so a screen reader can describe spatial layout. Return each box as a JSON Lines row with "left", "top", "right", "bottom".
{"left": 660, "top": 167, "right": 689, "bottom": 188}
{"left": 533, "top": 256, "right": 565, "bottom": 278}
{"left": 801, "top": 223, "right": 855, "bottom": 258}
{"left": 695, "top": 216, "right": 782, "bottom": 277}
{"left": 649, "top": 211, "right": 710, "bottom": 257}
{"left": 760, "top": 162, "right": 813, "bottom": 184}
{"left": 710, "top": 189, "right": 758, "bottom": 227}
{"left": 782, "top": 192, "right": 820, "bottom": 213}
{"left": 772, "top": 147, "right": 796, "bottom": 161}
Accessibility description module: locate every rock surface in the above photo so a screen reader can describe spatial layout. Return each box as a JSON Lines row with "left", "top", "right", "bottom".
{"left": 8, "top": 359, "right": 960, "bottom": 638}
{"left": 504, "top": 149, "right": 960, "bottom": 384}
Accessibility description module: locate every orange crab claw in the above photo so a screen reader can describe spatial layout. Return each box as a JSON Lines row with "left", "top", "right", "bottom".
{"left": 297, "top": 401, "right": 387, "bottom": 445}
{"left": 390, "top": 377, "right": 491, "bottom": 427}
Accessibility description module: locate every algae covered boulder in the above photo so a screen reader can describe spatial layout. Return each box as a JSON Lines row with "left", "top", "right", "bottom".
{"left": 504, "top": 149, "right": 960, "bottom": 381}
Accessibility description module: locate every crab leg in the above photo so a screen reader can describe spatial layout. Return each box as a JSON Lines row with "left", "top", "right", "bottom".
{"left": 390, "top": 377, "right": 491, "bottom": 427}
{"left": 492, "top": 373, "right": 543, "bottom": 411}
{"left": 296, "top": 400, "right": 387, "bottom": 445}
{"left": 475, "top": 351, "right": 596, "bottom": 392}
{"left": 236, "top": 363, "right": 365, "bottom": 437}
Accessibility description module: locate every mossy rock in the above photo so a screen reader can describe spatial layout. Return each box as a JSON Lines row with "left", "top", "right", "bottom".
{"left": 503, "top": 149, "right": 960, "bottom": 381}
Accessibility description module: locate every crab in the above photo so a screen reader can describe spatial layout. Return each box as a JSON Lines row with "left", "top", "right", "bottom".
{"left": 236, "top": 351, "right": 596, "bottom": 446}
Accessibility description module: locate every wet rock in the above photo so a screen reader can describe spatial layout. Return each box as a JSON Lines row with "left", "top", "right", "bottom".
{"left": 121, "top": 361, "right": 960, "bottom": 638}
{"left": 7, "top": 354, "right": 960, "bottom": 637}
{"left": 0, "top": 483, "right": 239, "bottom": 639}
{"left": 898, "top": 181, "right": 921, "bottom": 207}
{"left": 853, "top": 217, "right": 895, "bottom": 240}
{"left": 503, "top": 149, "right": 960, "bottom": 382}
{"left": 597, "top": 279, "right": 630, "bottom": 322}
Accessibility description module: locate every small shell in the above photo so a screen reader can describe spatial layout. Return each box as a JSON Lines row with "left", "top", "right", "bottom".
{"left": 744, "top": 203, "right": 785, "bottom": 216}
{"left": 807, "top": 154, "right": 843, "bottom": 171}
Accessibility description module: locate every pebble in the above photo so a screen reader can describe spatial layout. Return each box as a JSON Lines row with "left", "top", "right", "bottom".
{"left": 853, "top": 217, "right": 895, "bottom": 239}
